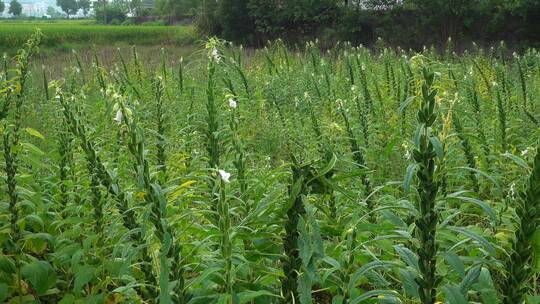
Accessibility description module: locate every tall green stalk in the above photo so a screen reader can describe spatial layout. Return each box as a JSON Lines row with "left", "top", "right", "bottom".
{"left": 338, "top": 100, "right": 373, "bottom": 220}
{"left": 121, "top": 104, "right": 188, "bottom": 303}
{"left": 1, "top": 29, "right": 42, "bottom": 303}
{"left": 501, "top": 142, "right": 540, "bottom": 304}
{"left": 153, "top": 76, "right": 167, "bottom": 181}
{"left": 413, "top": 68, "right": 441, "bottom": 304}
{"left": 281, "top": 159, "right": 308, "bottom": 303}
{"left": 452, "top": 115, "right": 480, "bottom": 193}
{"left": 56, "top": 91, "right": 158, "bottom": 301}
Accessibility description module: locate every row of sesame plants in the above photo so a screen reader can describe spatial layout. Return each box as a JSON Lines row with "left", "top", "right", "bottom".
{"left": 1, "top": 31, "right": 540, "bottom": 304}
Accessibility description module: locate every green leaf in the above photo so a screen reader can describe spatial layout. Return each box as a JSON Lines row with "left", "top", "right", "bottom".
{"left": 25, "top": 127, "right": 45, "bottom": 139}
{"left": 348, "top": 261, "right": 395, "bottom": 293}
{"left": 394, "top": 245, "right": 418, "bottom": 271}
{"left": 58, "top": 294, "right": 76, "bottom": 304}
{"left": 473, "top": 268, "right": 499, "bottom": 304}
{"left": 349, "top": 290, "right": 399, "bottom": 304}
{"left": 21, "top": 142, "right": 45, "bottom": 155}
{"left": 298, "top": 216, "right": 313, "bottom": 268}
{"left": 532, "top": 228, "right": 540, "bottom": 271}
{"left": 74, "top": 265, "right": 96, "bottom": 294}
{"left": 332, "top": 295, "right": 344, "bottom": 304}
{"left": 450, "top": 196, "right": 497, "bottom": 224}
{"left": 21, "top": 260, "right": 57, "bottom": 295}
{"left": 526, "top": 295, "right": 540, "bottom": 304}
{"left": 237, "top": 290, "right": 277, "bottom": 303}
{"left": 430, "top": 136, "right": 444, "bottom": 159}
{"left": 399, "top": 96, "right": 415, "bottom": 114}
{"left": 0, "top": 255, "right": 16, "bottom": 275}
{"left": 444, "top": 252, "right": 465, "bottom": 278}
{"left": 159, "top": 232, "right": 172, "bottom": 304}
{"left": 298, "top": 272, "right": 312, "bottom": 304}
{"left": 459, "top": 265, "right": 481, "bottom": 294}
{"left": 502, "top": 152, "right": 530, "bottom": 170}
{"left": 447, "top": 226, "right": 496, "bottom": 256}
{"left": 443, "top": 284, "right": 468, "bottom": 304}
{"left": 0, "top": 283, "right": 8, "bottom": 303}
{"left": 455, "top": 166, "right": 500, "bottom": 192}
{"left": 399, "top": 268, "right": 419, "bottom": 298}
{"left": 186, "top": 267, "right": 221, "bottom": 289}
{"left": 403, "top": 164, "right": 418, "bottom": 194}
{"left": 306, "top": 206, "right": 324, "bottom": 258}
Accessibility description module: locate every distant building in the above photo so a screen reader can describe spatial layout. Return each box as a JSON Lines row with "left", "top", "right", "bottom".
{"left": 0, "top": 0, "right": 61, "bottom": 17}
{"left": 140, "top": 0, "right": 155, "bottom": 10}
{"left": 20, "top": 0, "right": 48, "bottom": 17}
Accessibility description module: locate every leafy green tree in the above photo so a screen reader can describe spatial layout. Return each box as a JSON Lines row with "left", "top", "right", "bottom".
{"left": 404, "top": 0, "right": 488, "bottom": 39}
{"left": 195, "top": 0, "right": 221, "bottom": 35}
{"left": 247, "top": 0, "right": 339, "bottom": 38}
{"left": 127, "top": 0, "right": 141, "bottom": 16}
{"left": 8, "top": 0, "right": 22, "bottom": 16}
{"left": 502, "top": 0, "right": 540, "bottom": 18}
{"left": 78, "top": 0, "right": 91, "bottom": 16}
{"left": 219, "top": 0, "right": 254, "bottom": 44}
{"left": 46, "top": 6, "right": 63, "bottom": 18}
{"left": 94, "top": 2, "right": 127, "bottom": 24}
{"left": 155, "top": 0, "right": 199, "bottom": 17}
{"left": 57, "top": 0, "right": 79, "bottom": 18}
{"left": 0, "top": 1, "right": 5, "bottom": 14}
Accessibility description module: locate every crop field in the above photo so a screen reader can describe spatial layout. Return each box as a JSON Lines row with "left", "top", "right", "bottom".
{"left": 0, "top": 22, "right": 196, "bottom": 52}
{"left": 1, "top": 32, "right": 540, "bottom": 304}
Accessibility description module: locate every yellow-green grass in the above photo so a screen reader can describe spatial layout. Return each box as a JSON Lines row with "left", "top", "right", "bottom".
{"left": 0, "top": 21, "right": 197, "bottom": 52}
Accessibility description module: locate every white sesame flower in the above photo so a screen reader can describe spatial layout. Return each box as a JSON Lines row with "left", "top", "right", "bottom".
{"left": 211, "top": 48, "right": 222, "bottom": 63}
{"left": 114, "top": 109, "right": 123, "bottom": 124}
{"left": 509, "top": 182, "right": 516, "bottom": 199}
{"left": 218, "top": 169, "right": 231, "bottom": 183}
{"left": 404, "top": 150, "right": 411, "bottom": 160}
{"left": 229, "top": 98, "right": 237, "bottom": 109}
{"left": 521, "top": 147, "right": 532, "bottom": 157}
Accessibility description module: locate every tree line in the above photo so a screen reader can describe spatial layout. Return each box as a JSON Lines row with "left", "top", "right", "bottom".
{"left": 2, "top": 0, "right": 538, "bottom": 48}
{"left": 194, "top": 0, "right": 540, "bottom": 48}
{"left": 0, "top": 0, "right": 22, "bottom": 16}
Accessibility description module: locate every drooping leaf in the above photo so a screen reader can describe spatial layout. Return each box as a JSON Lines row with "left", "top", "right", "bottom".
{"left": 394, "top": 245, "right": 419, "bottom": 271}
{"left": 21, "top": 260, "right": 57, "bottom": 295}
{"left": 442, "top": 284, "right": 468, "bottom": 304}
{"left": 444, "top": 252, "right": 465, "bottom": 278}
{"left": 25, "top": 127, "right": 45, "bottom": 139}
{"left": 74, "top": 265, "right": 96, "bottom": 294}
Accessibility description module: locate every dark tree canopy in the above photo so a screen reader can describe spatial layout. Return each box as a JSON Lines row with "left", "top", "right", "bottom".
{"left": 56, "top": 0, "right": 79, "bottom": 17}
{"left": 195, "top": 0, "right": 540, "bottom": 48}
{"left": 8, "top": 0, "right": 22, "bottom": 16}
{"left": 78, "top": 0, "right": 91, "bottom": 16}
{"left": 0, "top": 1, "right": 5, "bottom": 14}
{"left": 156, "top": 0, "right": 199, "bottom": 17}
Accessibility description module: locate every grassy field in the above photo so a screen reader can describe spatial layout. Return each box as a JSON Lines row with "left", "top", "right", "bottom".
{"left": 0, "top": 21, "right": 197, "bottom": 52}
{"left": 1, "top": 31, "right": 540, "bottom": 303}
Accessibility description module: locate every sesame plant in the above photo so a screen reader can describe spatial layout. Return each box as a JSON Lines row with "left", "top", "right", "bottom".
{"left": 2, "top": 31, "right": 540, "bottom": 304}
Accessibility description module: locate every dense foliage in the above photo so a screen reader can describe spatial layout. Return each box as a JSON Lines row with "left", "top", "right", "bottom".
{"left": 8, "top": 0, "right": 22, "bottom": 16}
{"left": 2, "top": 31, "right": 540, "bottom": 303}
{"left": 195, "top": 0, "right": 540, "bottom": 48}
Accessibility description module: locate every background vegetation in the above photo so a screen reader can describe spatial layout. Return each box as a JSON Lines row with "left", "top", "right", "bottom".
{"left": 194, "top": 0, "right": 540, "bottom": 49}
{"left": 0, "top": 21, "right": 196, "bottom": 52}
{"left": 1, "top": 28, "right": 540, "bottom": 304}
